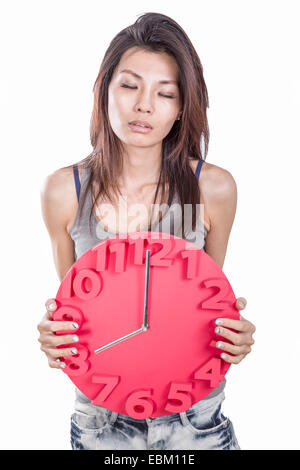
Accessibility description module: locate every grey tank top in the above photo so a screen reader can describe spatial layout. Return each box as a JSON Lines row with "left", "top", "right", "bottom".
{"left": 69, "top": 163, "right": 226, "bottom": 411}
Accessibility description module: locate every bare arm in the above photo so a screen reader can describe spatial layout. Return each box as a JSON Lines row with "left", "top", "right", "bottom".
{"left": 40, "top": 167, "right": 77, "bottom": 282}
{"left": 198, "top": 162, "right": 256, "bottom": 364}
{"left": 199, "top": 163, "right": 237, "bottom": 270}
{"left": 38, "top": 167, "right": 80, "bottom": 370}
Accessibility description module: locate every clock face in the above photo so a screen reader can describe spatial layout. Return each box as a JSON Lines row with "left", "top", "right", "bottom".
{"left": 54, "top": 231, "right": 239, "bottom": 419}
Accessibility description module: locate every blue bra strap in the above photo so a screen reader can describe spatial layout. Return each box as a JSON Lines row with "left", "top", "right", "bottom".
{"left": 72, "top": 164, "right": 81, "bottom": 202}
{"left": 72, "top": 161, "right": 202, "bottom": 202}
{"left": 195, "top": 159, "right": 204, "bottom": 181}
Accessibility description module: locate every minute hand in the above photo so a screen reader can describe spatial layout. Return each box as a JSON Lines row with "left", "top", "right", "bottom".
{"left": 142, "top": 248, "right": 151, "bottom": 330}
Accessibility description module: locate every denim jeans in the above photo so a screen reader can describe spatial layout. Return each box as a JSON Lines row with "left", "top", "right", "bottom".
{"left": 70, "top": 390, "right": 240, "bottom": 450}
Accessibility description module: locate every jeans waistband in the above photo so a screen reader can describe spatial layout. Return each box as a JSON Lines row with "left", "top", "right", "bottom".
{"left": 74, "top": 387, "right": 225, "bottom": 426}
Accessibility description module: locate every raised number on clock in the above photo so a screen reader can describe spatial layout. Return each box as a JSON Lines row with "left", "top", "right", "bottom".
{"left": 193, "top": 357, "right": 225, "bottom": 388}
{"left": 201, "top": 278, "right": 231, "bottom": 310}
{"left": 91, "top": 375, "right": 120, "bottom": 405}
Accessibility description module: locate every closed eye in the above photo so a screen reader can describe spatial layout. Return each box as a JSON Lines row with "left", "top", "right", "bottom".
{"left": 121, "top": 83, "right": 175, "bottom": 99}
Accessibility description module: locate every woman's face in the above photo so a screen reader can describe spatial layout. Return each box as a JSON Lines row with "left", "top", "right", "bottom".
{"left": 108, "top": 47, "right": 182, "bottom": 148}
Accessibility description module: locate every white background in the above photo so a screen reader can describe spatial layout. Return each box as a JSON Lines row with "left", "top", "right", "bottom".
{"left": 1, "top": 0, "right": 299, "bottom": 450}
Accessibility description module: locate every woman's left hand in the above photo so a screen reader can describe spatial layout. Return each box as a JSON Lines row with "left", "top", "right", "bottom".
{"left": 214, "top": 297, "right": 256, "bottom": 364}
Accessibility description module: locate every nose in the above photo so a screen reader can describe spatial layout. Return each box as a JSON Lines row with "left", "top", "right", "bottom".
{"left": 137, "top": 105, "right": 152, "bottom": 114}
{"left": 134, "top": 91, "right": 154, "bottom": 114}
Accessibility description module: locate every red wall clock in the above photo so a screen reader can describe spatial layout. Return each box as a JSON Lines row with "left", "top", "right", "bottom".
{"left": 53, "top": 231, "right": 239, "bottom": 419}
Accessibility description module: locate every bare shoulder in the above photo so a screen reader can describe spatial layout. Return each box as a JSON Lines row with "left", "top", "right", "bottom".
{"left": 40, "top": 165, "right": 79, "bottom": 234}
{"left": 40, "top": 165, "right": 75, "bottom": 209}
{"left": 189, "top": 159, "right": 237, "bottom": 231}
{"left": 189, "top": 158, "right": 237, "bottom": 200}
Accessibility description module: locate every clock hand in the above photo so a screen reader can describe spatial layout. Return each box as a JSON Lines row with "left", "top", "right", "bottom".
{"left": 142, "top": 249, "right": 151, "bottom": 330}
{"left": 94, "top": 327, "right": 144, "bottom": 354}
{"left": 94, "top": 249, "right": 151, "bottom": 354}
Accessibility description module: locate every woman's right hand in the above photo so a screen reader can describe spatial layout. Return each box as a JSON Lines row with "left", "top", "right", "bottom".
{"left": 37, "top": 298, "right": 80, "bottom": 369}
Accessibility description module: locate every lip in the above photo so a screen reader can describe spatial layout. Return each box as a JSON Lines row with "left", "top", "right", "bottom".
{"left": 128, "top": 121, "right": 153, "bottom": 134}
{"left": 129, "top": 120, "right": 153, "bottom": 129}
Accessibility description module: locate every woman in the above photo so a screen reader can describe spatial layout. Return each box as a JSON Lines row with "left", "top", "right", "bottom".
{"left": 38, "top": 12, "right": 255, "bottom": 450}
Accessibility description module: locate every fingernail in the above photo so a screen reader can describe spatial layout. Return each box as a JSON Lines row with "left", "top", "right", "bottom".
{"left": 217, "top": 342, "right": 223, "bottom": 348}
{"left": 73, "top": 335, "right": 79, "bottom": 342}
{"left": 48, "top": 302, "right": 56, "bottom": 310}
{"left": 221, "top": 353, "right": 226, "bottom": 360}
{"left": 72, "top": 322, "right": 79, "bottom": 329}
{"left": 215, "top": 319, "right": 223, "bottom": 325}
{"left": 71, "top": 348, "right": 77, "bottom": 355}
{"left": 60, "top": 362, "right": 66, "bottom": 368}
{"left": 238, "top": 301, "right": 245, "bottom": 308}
{"left": 215, "top": 327, "right": 221, "bottom": 334}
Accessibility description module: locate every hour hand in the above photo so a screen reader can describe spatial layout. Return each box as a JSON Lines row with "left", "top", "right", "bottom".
{"left": 94, "top": 326, "right": 145, "bottom": 354}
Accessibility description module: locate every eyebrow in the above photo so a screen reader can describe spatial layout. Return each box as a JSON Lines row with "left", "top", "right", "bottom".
{"left": 119, "top": 68, "right": 178, "bottom": 85}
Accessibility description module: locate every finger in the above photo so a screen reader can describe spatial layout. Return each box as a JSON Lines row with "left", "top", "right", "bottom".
{"left": 236, "top": 297, "right": 247, "bottom": 310}
{"left": 214, "top": 317, "right": 248, "bottom": 332}
{"left": 49, "top": 321, "right": 79, "bottom": 333}
{"left": 38, "top": 319, "right": 78, "bottom": 335}
{"left": 215, "top": 325, "right": 248, "bottom": 346}
{"left": 52, "top": 334, "right": 79, "bottom": 347}
{"left": 216, "top": 340, "right": 251, "bottom": 356}
{"left": 48, "top": 358, "right": 66, "bottom": 369}
{"left": 220, "top": 352, "right": 246, "bottom": 364}
{"left": 45, "top": 299, "right": 57, "bottom": 319}
{"left": 48, "top": 346, "right": 79, "bottom": 359}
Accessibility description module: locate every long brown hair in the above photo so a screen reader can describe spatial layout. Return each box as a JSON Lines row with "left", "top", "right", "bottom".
{"left": 67, "top": 12, "right": 209, "bottom": 238}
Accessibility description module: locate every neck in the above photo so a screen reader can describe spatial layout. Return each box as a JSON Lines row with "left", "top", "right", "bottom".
{"left": 120, "top": 144, "right": 162, "bottom": 190}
